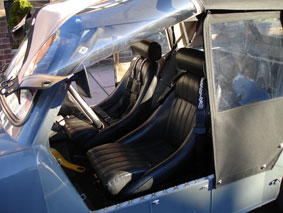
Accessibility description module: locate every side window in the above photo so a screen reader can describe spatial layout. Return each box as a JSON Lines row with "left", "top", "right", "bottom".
{"left": 211, "top": 16, "right": 283, "bottom": 111}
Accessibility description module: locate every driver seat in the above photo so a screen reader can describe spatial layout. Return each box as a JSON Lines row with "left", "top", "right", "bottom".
{"left": 87, "top": 48, "right": 207, "bottom": 196}
{"left": 63, "top": 39, "right": 161, "bottom": 146}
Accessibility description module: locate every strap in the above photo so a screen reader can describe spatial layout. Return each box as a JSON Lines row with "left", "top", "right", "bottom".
{"left": 121, "top": 57, "right": 142, "bottom": 113}
{"left": 194, "top": 77, "right": 207, "bottom": 134}
{"left": 93, "top": 106, "right": 109, "bottom": 119}
{"left": 137, "top": 58, "right": 148, "bottom": 84}
{"left": 125, "top": 57, "right": 142, "bottom": 97}
{"left": 157, "top": 70, "right": 187, "bottom": 106}
{"left": 130, "top": 58, "right": 148, "bottom": 99}
{"left": 158, "top": 36, "right": 182, "bottom": 78}
{"left": 93, "top": 106, "right": 116, "bottom": 125}
{"left": 125, "top": 58, "right": 148, "bottom": 114}
{"left": 104, "top": 97, "right": 124, "bottom": 123}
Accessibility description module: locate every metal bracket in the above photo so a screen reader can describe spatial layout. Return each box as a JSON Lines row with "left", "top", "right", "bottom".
{"left": 0, "top": 77, "right": 20, "bottom": 96}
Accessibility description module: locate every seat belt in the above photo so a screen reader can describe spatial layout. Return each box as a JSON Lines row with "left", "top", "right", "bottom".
{"left": 158, "top": 36, "right": 182, "bottom": 79}
{"left": 156, "top": 70, "right": 187, "bottom": 106}
{"left": 125, "top": 57, "right": 141, "bottom": 97}
{"left": 94, "top": 57, "right": 142, "bottom": 124}
{"left": 193, "top": 77, "right": 210, "bottom": 176}
{"left": 194, "top": 77, "right": 207, "bottom": 134}
{"left": 93, "top": 106, "right": 116, "bottom": 125}
{"left": 123, "top": 58, "right": 148, "bottom": 115}
{"left": 130, "top": 59, "right": 148, "bottom": 100}
{"left": 120, "top": 57, "right": 142, "bottom": 112}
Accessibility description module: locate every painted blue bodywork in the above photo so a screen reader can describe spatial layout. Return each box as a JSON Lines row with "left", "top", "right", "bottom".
{"left": 0, "top": 84, "right": 89, "bottom": 212}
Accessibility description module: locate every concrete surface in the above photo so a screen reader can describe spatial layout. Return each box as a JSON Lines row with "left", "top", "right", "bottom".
{"left": 82, "top": 64, "right": 115, "bottom": 106}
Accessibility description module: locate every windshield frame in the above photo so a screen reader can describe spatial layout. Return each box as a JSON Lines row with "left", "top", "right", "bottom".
{"left": 0, "top": 90, "right": 38, "bottom": 127}
{"left": 5, "top": 0, "right": 201, "bottom": 92}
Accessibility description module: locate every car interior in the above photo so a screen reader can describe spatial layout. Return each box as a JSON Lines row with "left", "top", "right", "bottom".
{"left": 49, "top": 23, "right": 214, "bottom": 210}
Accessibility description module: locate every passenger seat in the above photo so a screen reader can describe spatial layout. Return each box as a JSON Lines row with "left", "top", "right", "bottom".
{"left": 87, "top": 48, "right": 207, "bottom": 196}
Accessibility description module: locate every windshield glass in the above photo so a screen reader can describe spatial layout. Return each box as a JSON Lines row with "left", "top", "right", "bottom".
{"left": 5, "top": 38, "right": 28, "bottom": 80}
{"left": 15, "top": 0, "right": 198, "bottom": 82}
{"left": 1, "top": 38, "right": 37, "bottom": 123}
{"left": 211, "top": 16, "right": 283, "bottom": 111}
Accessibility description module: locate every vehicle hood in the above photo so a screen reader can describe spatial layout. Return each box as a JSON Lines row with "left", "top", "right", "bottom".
{"left": 2, "top": 0, "right": 202, "bottom": 91}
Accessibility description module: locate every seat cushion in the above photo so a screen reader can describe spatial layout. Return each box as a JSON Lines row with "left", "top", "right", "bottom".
{"left": 87, "top": 140, "right": 174, "bottom": 195}
{"left": 64, "top": 115, "right": 98, "bottom": 142}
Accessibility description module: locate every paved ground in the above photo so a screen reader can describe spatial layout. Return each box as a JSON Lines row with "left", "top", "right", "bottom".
{"left": 82, "top": 65, "right": 115, "bottom": 106}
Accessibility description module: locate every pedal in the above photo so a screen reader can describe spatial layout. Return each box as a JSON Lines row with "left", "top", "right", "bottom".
{"left": 50, "top": 148, "right": 86, "bottom": 173}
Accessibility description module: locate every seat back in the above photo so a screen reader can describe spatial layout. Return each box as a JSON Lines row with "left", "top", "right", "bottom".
{"left": 94, "top": 39, "right": 161, "bottom": 122}
{"left": 165, "top": 48, "right": 205, "bottom": 148}
{"left": 118, "top": 48, "right": 207, "bottom": 196}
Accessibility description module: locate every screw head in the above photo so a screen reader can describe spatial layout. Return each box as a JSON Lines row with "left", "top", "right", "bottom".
{"left": 261, "top": 164, "right": 267, "bottom": 169}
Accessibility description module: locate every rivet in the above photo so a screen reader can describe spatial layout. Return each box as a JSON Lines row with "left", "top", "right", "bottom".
{"left": 261, "top": 164, "right": 267, "bottom": 169}
{"left": 152, "top": 199, "right": 160, "bottom": 205}
{"left": 80, "top": 194, "right": 86, "bottom": 200}
{"left": 42, "top": 80, "right": 51, "bottom": 87}
{"left": 279, "top": 143, "right": 283, "bottom": 149}
{"left": 217, "top": 179, "right": 222, "bottom": 185}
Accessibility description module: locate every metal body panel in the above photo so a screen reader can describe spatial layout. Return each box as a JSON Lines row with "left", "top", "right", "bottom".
{"left": 0, "top": 137, "right": 88, "bottom": 213}
{"left": 35, "top": 145, "right": 89, "bottom": 213}
{"left": 212, "top": 153, "right": 283, "bottom": 212}
{"left": 0, "top": 82, "right": 88, "bottom": 212}
{"left": 97, "top": 157, "right": 283, "bottom": 213}
{"left": 212, "top": 171, "right": 278, "bottom": 212}
{"left": 95, "top": 176, "right": 212, "bottom": 213}
{"left": 0, "top": 142, "right": 47, "bottom": 213}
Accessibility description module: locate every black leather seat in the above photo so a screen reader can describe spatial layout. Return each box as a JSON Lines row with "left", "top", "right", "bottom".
{"left": 87, "top": 48, "right": 206, "bottom": 196}
{"left": 63, "top": 39, "right": 161, "bottom": 147}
